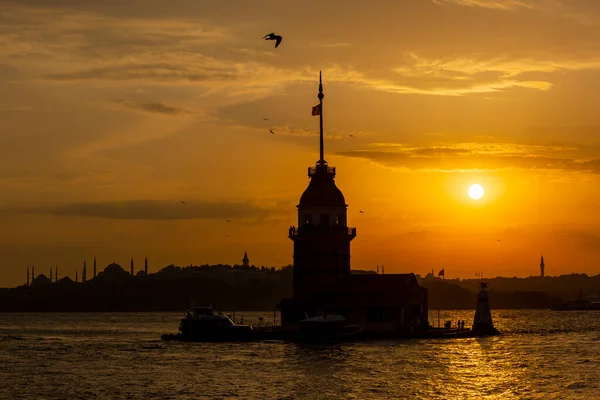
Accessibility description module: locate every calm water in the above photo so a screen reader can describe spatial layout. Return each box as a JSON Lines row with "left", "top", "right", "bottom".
{"left": 1, "top": 310, "right": 599, "bottom": 399}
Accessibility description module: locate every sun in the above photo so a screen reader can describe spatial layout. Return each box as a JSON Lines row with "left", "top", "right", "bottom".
{"left": 468, "top": 184, "right": 484, "bottom": 200}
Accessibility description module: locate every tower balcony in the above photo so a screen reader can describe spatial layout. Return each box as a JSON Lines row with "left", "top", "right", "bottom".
{"left": 308, "top": 165, "right": 336, "bottom": 178}
{"left": 289, "top": 225, "right": 356, "bottom": 239}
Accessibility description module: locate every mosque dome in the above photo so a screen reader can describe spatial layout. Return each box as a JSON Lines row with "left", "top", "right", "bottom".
{"left": 96, "top": 263, "right": 130, "bottom": 280}
{"left": 104, "top": 263, "right": 125, "bottom": 273}
{"left": 31, "top": 274, "right": 52, "bottom": 286}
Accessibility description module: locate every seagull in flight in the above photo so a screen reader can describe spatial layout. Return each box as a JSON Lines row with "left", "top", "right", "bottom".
{"left": 263, "top": 33, "right": 283, "bottom": 48}
{"left": 180, "top": 201, "right": 186, "bottom": 204}
{"left": 359, "top": 210, "right": 364, "bottom": 214}
{"left": 269, "top": 129, "right": 275, "bottom": 135}
{"left": 262, "top": 117, "right": 270, "bottom": 121}
{"left": 349, "top": 134, "right": 355, "bottom": 138}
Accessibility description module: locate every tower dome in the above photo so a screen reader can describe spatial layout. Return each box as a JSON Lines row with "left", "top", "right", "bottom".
{"left": 299, "top": 165, "right": 346, "bottom": 207}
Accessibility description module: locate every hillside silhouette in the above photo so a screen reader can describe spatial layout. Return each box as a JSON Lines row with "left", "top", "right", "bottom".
{"left": 2, "top": 264, "right": 599, "bottom": 311}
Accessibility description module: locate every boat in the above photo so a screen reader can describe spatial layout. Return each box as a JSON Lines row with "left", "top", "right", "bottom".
{"left": 161, "top": 305, "right": 255, "bottom": 342}
{"left": 296, "top": 312, "right": 363, "bottom": 341}
{"left": 551, "top": 295, "right": 600, "bottom": 311}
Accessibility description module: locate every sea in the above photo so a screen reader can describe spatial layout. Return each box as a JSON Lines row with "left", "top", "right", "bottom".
{"left": 1, "top": 310, "right": 599, "bottom": 399}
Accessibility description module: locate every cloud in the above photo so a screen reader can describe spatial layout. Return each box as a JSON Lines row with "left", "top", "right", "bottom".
{"left": 316, "top": 42, "right": 351, "bottom": 48}
{"left": 395, "top": 53, "right": 600, "bottom": 80}
{"left": 0, "top": 4, "right": 561, "bottom": 99}
{"left": 431, "top": 0, "right": 558, "bottom": 11}
{"left": 335, "top": 142, "right": 600, "bottom": 173}
{"left": 118, "top": 100, "right": 188, "bottom": 115}
{"left": 1, "top": 200, "right": 276, "bottom": 220}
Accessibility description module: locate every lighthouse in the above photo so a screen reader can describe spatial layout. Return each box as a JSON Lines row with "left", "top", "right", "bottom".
{"left": 288, "top": 72, "right": 356, "bottom": 298}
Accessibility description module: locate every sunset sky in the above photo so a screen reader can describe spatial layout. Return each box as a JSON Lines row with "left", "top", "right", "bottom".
{"left": 2, "top": 0, "right": 600, "bottom": 286}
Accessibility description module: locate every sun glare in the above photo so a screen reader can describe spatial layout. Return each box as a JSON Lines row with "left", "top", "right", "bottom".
{"left": 468, "top": 184, "right": 484, "bottom": 200}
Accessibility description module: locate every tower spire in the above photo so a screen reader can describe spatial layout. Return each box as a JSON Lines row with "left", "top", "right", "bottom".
{"left": 318, "top": 71, "right": 325, "bottom": 163}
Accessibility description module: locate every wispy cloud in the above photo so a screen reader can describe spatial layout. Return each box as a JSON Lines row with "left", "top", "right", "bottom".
{"left": 0, "top": 3, "right": 561, "bottom": 99}
{"left": 1, "top": 200, "right": 275, "bottom": 220}
{"left": 431, "top": 0, "right": 558, "bottom": 11}
{"left": 335, "top": 142, "right": 599, "bottom": 173}
{"left": 118, "top": 100, "right": 189, "bottom": 115}
{"left": 395, "top": 53, "right": 600, "bottom": 80}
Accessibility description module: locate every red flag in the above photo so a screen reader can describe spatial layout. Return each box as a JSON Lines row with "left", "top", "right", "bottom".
{"left": 312, "top": 103, "right": 321, "bottom": 116}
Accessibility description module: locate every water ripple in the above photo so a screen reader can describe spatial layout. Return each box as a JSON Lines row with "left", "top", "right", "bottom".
{"left": 0, "top": 310, "right": 599, "bottom": 399}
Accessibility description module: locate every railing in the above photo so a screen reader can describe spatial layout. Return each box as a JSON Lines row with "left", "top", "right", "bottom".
{"left": 308, "top": 165, "right": 336, "bottom": 178}
{"left": 289, "top": 225, "right": 356, "bottom": 237}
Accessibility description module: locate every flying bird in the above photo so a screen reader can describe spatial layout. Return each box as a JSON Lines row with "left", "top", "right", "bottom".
{"left": 349, "top": 134, "right": 355, "bottom": 138}
{"left": 263, "top": 33, "right": 283, "bottom": 48}
{"left": 180, "top": 201, "right": 186, "bottom": 204}
{"left": 262, "top": 117, "right": 270, "bottom": 121}
{"left": 359, "top": 210, "right": 365, "bottom": 214}
{"left": 226, "top": 220, "right": 231, "bottom": 222}
{"left": 269, "top": 129, "right": 275, "bottom": 135}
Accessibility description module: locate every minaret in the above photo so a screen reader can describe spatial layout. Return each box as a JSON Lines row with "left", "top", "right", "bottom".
{"left": 93, "top": 257, "right": 97, "bottom": 278}
{"left": 75, "top": 270, "right": 78, "bottom": 283}
{"left": 32, "top": 265, "right": 35, "bottom": 281}
{"left": 82, "top": 260, "right": 87, "bottom": 283}
{"left": 144, "top": 257, "right": 148, "bottom": 274}
{"left": 382, "top": 264, "right": 385, "bottom": 275}
{"left": 288, "top": 72, "right": 357, "bottom": 298}
{"left": 26, "top": 266, "right": 29, "bottom": 286}
{"left": 50, "top": 266, "right": 53, "bottom": 282}
{"left": 55, "top": 265, "right": 58, "bottom": 282}
{"left": 242, "top": 251, "right": 250, "bottom": 267}
{"left": 377, "top": 264, "right": 379, "bottom": 274}
{"left": 540, "top": 255, "right": 545, "bottom": 277}
{"left": 130, "top": 258, "right": 134, "bottom": 276}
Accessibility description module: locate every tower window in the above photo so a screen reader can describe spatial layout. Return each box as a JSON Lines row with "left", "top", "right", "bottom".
{"left": 304, "top": 214, "right": 312, "bottom": 225}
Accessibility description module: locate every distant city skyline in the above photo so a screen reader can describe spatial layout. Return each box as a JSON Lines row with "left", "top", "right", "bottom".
{"left": 3, "top": 1, "right": 600, "bottom": 286}
{"left": 17, "top": 252, "right": 567, "bottom": 288}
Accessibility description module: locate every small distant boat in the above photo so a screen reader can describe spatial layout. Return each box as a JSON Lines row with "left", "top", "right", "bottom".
{"left": 552, "top": 295, "right": 600, "bottom": 311}
{"left": 161, "top": 305, "right": 255, "bottom": 342}
{"left": 297, "top": 312, "right": 363, "bottom": 341}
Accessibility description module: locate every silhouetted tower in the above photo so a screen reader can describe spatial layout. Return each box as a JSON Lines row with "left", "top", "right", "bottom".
{"left": 82, "top": 261, "right": 87, "bottom": 283}
{"left": 93, "top": 257, "right": 97, "bottom": 278}
{"left": 26, "top": 266, "right": 29, "bottom": 286}
{"left": 130, "top": 258, "right": 134, "bottom": 276}
{"left": 50, "top": 266, "right": 53, "bottom": 282}
{"left": 55, "top": 265, "right": 58, "bottom": 282}
{"left": 540, "top": 255, "right": 545, "bottom": 277}
{"left": 75, "top": 270, "right": 78, "bottom": 283}
{"left": 288, "top": 72, "right": 357, "bottom": 298}
{"left": 382, "top": 264, "right": 385, "bottom": 275}
{"left": 32, "top": 265, "right": 35, "bottom": 281}
{"left": 242, "top": 251, "right": 250, "bottom": 267}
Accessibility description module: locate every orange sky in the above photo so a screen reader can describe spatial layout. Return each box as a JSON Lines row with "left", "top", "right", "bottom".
{"left": 2, "top": 0, "right": 600, "bottom": 286}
